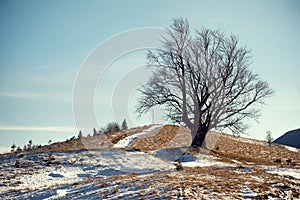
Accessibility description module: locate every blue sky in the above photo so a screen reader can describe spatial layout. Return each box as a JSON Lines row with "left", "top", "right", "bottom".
{"left": 0, "top": 0, "right": 299, "bottom": 150}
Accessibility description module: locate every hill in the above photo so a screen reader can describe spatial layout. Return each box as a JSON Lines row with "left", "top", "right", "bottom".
{"left": 0, "top": 124, "right": 299, "bottom": 199}
{"left": 274, "top": 128, "right": 300, "bottom": 149}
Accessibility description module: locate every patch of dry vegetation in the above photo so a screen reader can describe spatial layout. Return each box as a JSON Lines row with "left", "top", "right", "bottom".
{"left": 127, "top": 125, "right": 299, "bottom": 169}
{"left": 68, "top": 165, "right": 299, "bottom": 199}
{"left": 130, "top": 125, "right": 191, "bottom": 151}
{"left": 130, "top": 125, "right": 178, "bottom": 151}
{"left": 3, "top": 125, "right": 155, "bottom": 154}
{"left": 212, "top": 133, "right": 300, "bottom": 168}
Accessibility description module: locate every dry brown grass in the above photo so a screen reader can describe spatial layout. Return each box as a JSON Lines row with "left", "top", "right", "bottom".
{"left": 87, "top": 165, "right": 299, "bottom": 199}
{"left": 130, "top": 125, "right": 191, "bottom": 151}
{"left": 212, "top": 133, "right": 300, "bottom": 168}
{"left": 11, "top": 125, "right": 155, "bottom": 154}
{"left": 126, "top": 125, "right": 299, "bottom": 168}
{"left": 3, "top": 124, "right": 299, "bottom": 199}
{"left": 130, "top": 125, "right": 178, "bottom": 151}
{"left": 2, "top": 124, "right": 299, "bottom": 170}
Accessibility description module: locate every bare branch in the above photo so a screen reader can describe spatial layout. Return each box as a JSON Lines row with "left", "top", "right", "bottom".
{"left": 136, "top": 18, "right": 274, "bottom": 146}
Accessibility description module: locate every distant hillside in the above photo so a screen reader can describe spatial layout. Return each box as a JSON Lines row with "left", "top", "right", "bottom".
{"left": 274, "top": 128, "right": 300, "bottom": 148}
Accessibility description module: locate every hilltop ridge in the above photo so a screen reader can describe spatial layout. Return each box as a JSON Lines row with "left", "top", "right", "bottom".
{"left": 0, "top": 124, "right": 299, "bottom": 199}
{"left": 274, "top": 128, "right": 300, "bottom": 149}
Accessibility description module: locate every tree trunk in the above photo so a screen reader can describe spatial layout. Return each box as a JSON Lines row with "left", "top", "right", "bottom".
{"left": 191, "top": 125, "right": 208, "bottom": 147}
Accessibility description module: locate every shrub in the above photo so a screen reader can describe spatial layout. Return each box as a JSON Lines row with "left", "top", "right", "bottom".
{"left": 102, "top": 122, "right": 120, "bottom": 134}
{"left": 15, "top": 160, "right": 21, "bottom": 168}
{"left": 11, "top": 144, "right": 16, "bottom": 153}
{"left": 174, "top": 162, "right": 183, "bottom": 171}
{"left": 275, "top": 159, "right": 281, "bottom": 163}
{"left": 16, "top": 146, "right": 22, "bottom": 153}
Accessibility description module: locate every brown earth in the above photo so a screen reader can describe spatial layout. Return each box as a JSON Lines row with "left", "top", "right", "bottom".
{"left": 4, "top": 124, "right": 299, "bottom": 169}
{"left": 130, "top": 125, "right": 192, "bottom": 151}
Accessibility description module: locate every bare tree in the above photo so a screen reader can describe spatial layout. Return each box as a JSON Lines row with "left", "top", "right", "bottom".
{"left": 137, "top": 18, "right": 273, "bottom": 147}
{"left": 266, "top": 130, "right": 273, "bottom": 146}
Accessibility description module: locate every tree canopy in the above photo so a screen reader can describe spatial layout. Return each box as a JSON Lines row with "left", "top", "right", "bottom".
{"left": 137, "top": 18, "right": 273, "bottom": 147}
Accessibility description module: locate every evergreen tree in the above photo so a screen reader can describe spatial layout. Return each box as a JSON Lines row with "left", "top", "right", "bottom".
{"left": 16, "top": 146, "right": 22, "bottom": 152}
{"left": 93, "top": 128, "right": 98, "bottom": 136}
{"left": 11, "top": 143, "right": 16, "bottom": 152}
{"left": 121, "top": 119, "right": 128, "bottom": 130}
{"left": 27, "top": 139, "right": 33, "bottom": 150}
{"left": 78, "top": 130, "right": 83, "bottom": 138}
{"left": 103, "top": 122, "right": 120, "bottom": 133}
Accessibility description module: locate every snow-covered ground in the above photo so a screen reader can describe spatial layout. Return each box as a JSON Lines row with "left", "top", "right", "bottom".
{"left": 283, "top": 145, "right": 299, "bottom": 153}
{"left": 264, "top": 166, "right": 300, "bottom": 179}
{"left": 1, "top": 125, "right": 299, "bottom": 199}
{"left": 179, "top": 154, "right": 236, "bottom": 168}
{"left": 0, "top": 149, "right": 175, "bottom": 195}
{"left": 113, "top": 125, "right": 162, "bottom": 148}
{"left": 153, "top": 147, "right": 236, "bottom": 168}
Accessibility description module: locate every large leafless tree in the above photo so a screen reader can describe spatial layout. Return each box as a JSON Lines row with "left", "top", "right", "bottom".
{"left": 137, "top": 18, "right": 274, "bottom": 147}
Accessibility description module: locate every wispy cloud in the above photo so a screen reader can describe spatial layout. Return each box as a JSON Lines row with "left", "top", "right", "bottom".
{"left": 0, "top": 125, "right": 75, "bottom": 132}
{"left": 0, "top": 92, "right": 71, "bottom": 102}
{"left": 0, "top": 92, "right": 41, "bottom": 98}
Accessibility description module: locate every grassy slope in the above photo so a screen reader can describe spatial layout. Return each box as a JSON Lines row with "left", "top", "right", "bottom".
{"left": 1, "top": 124, "right": 299, "bottom": 199}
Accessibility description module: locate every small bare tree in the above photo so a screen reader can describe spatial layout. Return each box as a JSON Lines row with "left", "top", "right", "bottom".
{"left": 266, "top": 130, "right": 273, "bottom": 146}
{"left": 137, "top": 18, "right": 273, "bottom": 147}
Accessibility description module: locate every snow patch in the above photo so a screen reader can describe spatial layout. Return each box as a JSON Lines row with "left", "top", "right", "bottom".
{"left": 283, "top": 145, "right": 299, "bottom": 152}
{"left": 113, "top": 125, "right": 162, "bottom": 148}
{"left": 232, "top": 159, "right": 242, "bottom": 164}
{"left": 179, "top": 152, "right": 235, "bottom": 168}
{"left": 265, "top": 167, "right": 300, "bottom": 179}
{"left": 153, "top": 147, "right": 186, "bottom": 161}
{"left": 240, "top": 186, "right": 258, "bottom": 198}
{"left": 16, "top": 166, "right": 85, "bottom": 191}
{"left": 56, "top": 189, "right": 68, "bottom": 197}
{"left": 44, "top": 189, "right": 68, "bottom": 200}
{"left": 153, "top": 147, "right": 236, "bottom": 168}
{"left": 9, "top": 149, "right": 174, "bottom": 192}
